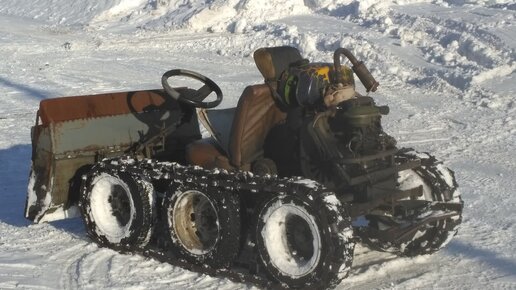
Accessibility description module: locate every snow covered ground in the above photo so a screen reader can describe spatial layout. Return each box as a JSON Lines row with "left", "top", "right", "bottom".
{"left": 0, "top": 0, "right": 515, "bottom": 289}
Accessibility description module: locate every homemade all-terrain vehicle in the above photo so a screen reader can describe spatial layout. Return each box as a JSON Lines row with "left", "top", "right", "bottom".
{"left": 25, "top": 46, "right": 463, "bottom": 289}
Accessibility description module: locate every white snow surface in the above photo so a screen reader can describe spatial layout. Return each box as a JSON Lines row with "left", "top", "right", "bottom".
{"left": 0, "top": 0, "right": 515, "bottom": 289}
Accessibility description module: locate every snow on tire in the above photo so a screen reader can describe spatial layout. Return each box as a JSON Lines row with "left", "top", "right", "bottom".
{"left": 79, "top": 165, "right": 155, "bottom": 251}
{"left": 255, "top": 185, "right": 354, "bottom": 289}
{"left": 161, "top": 182, "right": 240, "bottom": 269}
{"left": 398, "top": 150, "right": 462, "bottom": 256}
{"left": 363, "top": 149, "right": 463, "bottom": 256}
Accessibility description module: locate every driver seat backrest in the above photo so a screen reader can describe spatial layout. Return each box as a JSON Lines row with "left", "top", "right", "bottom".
{"left": 228, "top": 46, "right": 303, "bottom": 168}
{"left": 254, "top": 46, "right": 304, "bottom": 87}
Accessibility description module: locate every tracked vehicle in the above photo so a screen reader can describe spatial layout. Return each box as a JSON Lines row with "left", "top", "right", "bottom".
{"left": 26, "top": 46, "right": 463, "bottom": 289}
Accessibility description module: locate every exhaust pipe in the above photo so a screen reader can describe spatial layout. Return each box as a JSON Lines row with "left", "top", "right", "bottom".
{"left": 333, "top": 48, "right": 379, "bottom": 93}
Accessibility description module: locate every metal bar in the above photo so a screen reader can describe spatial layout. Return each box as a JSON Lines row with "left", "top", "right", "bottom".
{"left": 392, "top": 211, "right": 460, "bottom": 244}
{"left": 430, "top": 201, "right": 464, "bottom": 212}
{"left": 358, "top": 210, "right": 460, "bottom": 244}
{"left": 348, "top": 159, "right": 421, "bottom": 185}
{"left": 340, "top": 148, "right": 398, "bottom": 164}
{"left": 348, "top": 186, "right": 422, "bottom": 217}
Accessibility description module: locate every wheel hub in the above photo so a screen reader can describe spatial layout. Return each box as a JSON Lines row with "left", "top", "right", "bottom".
{"left": 108, "top": 184, "right": 131, "bottom": 226}
{"left": 89, "top": 173, "right": 134, "bottom": 243}
{"left": 261, "top": 202, "right": 322, "bottom": 278}
{"left": 171, "top": 190, "right": 219, "bottom": 255}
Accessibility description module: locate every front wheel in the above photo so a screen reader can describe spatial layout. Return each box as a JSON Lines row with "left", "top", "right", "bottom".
{"left": 255, "top": 184, "right": 354, "bottom": 289}
{"left": 362, "top": 150, "right": 463, "bottom": 256}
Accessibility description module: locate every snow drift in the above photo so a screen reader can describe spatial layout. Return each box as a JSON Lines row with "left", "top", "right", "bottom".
{"left": 2, "top": 0, "right": 514, "bottom": 32}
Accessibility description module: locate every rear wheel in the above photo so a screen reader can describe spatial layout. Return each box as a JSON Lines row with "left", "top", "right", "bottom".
{"left": 255, "top": 185, "right": 354, "bottom": 289}
{"left": 80, "top": 165, "right": 155, "bottom": 251}
{"left": 162, "top": 183, "right": 240, "bottom": 268}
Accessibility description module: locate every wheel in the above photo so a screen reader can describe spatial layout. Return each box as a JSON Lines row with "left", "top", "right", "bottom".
{"left": 255, "top": 185, "right": 354, "bottom": 289}
{"left": 362, "top": 150, "right": 463, "bottom": 256}
{"left": 161, "top": 182, "right": 240, "bottom": 268}
{"left": 79, "top": 165, "right": 155, "bottom": 251}
{"left": 299, "top": 134, "right": 336, "bottom": 189}
{"left": 161, "top": 69, "right": 223, "bottom": 108}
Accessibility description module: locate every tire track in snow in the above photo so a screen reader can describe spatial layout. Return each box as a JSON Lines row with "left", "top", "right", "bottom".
{"left": 0, "top": 223, "right": 85, "bottom": 289}
{"left": 52, "top": 239, "right": 247, "bottom": 290}
{"left": 337, "top": 245, "right": 433, "bottom": 289}
{"left": 51, "top": 243, "right": 98, "bottom": 289}
{"left": 0, "top": 255, "right": 39, "bottom": 289}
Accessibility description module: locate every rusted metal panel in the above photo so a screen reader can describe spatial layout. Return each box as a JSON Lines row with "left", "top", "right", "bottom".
{"left": 27, "top": 89, "right": 174, "bottom": 222}
{"left": 50, "top": 113, "right": 151, "bottom": 155}
{"left": 25, "top": 125, "right": 54, "bottom": 221}
{"left": 38, "top": 90, "right": 167, "bottom": 125}
{"left": 52, "top": 156, "right": 95, "bottom": 206}
{"left": 31, "top": 125, "right": 52, "bottom": 154}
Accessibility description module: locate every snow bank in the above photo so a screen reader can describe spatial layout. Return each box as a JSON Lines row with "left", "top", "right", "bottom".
{"left": 2, "top": 0, "right": 513, "bottom": 35}
{"left": 1, "top": 0, "right": 512, "bottom": 107}
{"left": 0, "top": 0, "right": 119, "bottom": 26}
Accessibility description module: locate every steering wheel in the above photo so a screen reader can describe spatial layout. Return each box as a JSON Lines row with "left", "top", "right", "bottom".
{"left": 161, "top": 69, "right": 223, "bottom": 109}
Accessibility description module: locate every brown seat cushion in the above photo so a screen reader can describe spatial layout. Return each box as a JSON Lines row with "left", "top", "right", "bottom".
{"left": 229, "top": 84, "right": 286, "bottom": 168}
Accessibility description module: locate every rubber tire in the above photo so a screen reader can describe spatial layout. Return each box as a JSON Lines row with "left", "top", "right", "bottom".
{"left": 161, "top": 182, "right": 241, "bottom": 269}
{"left": 363, "top": 150, "right": 463, "bottom": 256}
{"left": 255, "top": 185, "right": 354, "bottom": 289}
{"left": 299, "top": 134, "right": 337, "bottom": 190}
{"left": 79, "top": 165, "right": 155, "bottom": 251}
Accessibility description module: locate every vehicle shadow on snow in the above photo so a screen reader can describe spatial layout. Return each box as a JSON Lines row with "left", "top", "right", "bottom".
{"left": 0, "top": 144, "right": 33, "bottom": 227}
{"left": 0, "top": 144, "right": 86, "bottom": 237}
{"left": 444, "top": 240, "right": 516, "bottom": 278}
{"left": 0, "top": 77, "right": 54, "bottom": 100}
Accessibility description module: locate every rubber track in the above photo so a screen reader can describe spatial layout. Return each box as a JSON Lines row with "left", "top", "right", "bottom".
{"left": 97, "top": 156, "right": 331, "bottom": 289}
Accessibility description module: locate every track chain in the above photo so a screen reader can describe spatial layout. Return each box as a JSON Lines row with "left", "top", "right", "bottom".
{"left": 95, "top": 155, "right": 332, "bottom": 289}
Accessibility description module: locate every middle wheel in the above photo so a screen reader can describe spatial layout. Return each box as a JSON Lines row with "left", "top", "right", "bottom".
{"left": 162, "top": 183, "right": 241, "bottom": 268}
